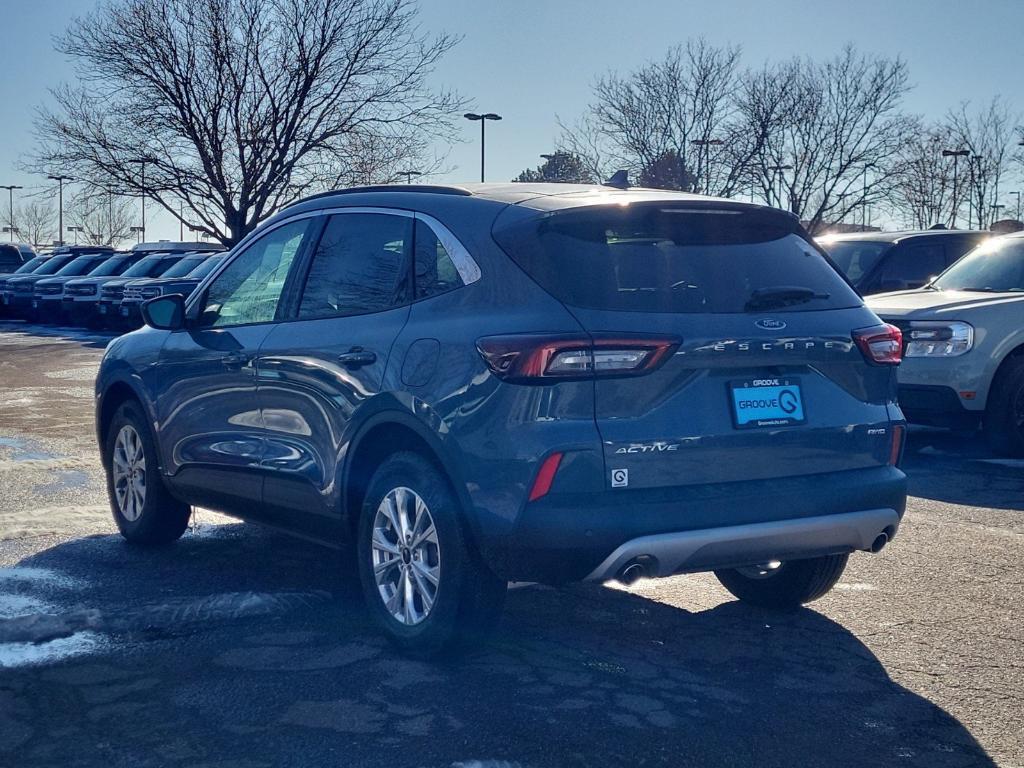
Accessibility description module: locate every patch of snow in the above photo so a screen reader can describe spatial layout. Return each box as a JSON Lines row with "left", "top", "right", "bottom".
{"left": 0, "top": 566, "right": 83, "bottom": 589}
{"left": 976, "top": 458, "right": 1024, "bottom": 469}
{"left": 0, "top": 631, "right": 106, "bottom": 668}
{"left": 0, "top": 594, "right": 53, "bottom": 618}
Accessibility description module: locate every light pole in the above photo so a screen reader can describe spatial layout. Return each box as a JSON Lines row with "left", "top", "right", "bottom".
{"left": 398, "top": 170, "right": 423, "bottom": 184}
{"left": 0, "top": 185, "right": 23, "bottom": 241}
{"left": 464, "top": 112, "right": 502, "bottom": 182}
{"left": 991, "top": 204, "right": 1006, "bottom": 225}
{"left": 47, "top": 175, "right": 73, "bottom": 246}
{"left": 860, "top": 163, "right": 877, "bottom": 230}
{"left": 690, "top": 138, "right": 723, "bottom": 194}
{"left": 129, "top": 225, "right": 144, "bottom": 243}
{"left": 767, "top": 164, "right": 793, "bottom": 211}
{"left": 1011, "top": 191, "right": 1021, "bottom": 222}
{"left": 941, "top": 149, "right": 969, "bottom": 228}
{"left": 135, "top": 156, "right": 158, "bottom": 242}
{"left": 67, "top": 225, "right": 84, "bottom": 245}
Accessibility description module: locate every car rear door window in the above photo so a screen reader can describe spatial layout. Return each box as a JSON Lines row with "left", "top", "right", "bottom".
{"left": 200, "top": 219, "right": 312, "bottom": 327}
{"left": 297, "top": 213, "right": 411, "bottom": 319}
{"left": 878, "top": 243, "right": 945, "bottom": 288}
{"left": 414, "top": 220, "right": 462, "bottom": 299}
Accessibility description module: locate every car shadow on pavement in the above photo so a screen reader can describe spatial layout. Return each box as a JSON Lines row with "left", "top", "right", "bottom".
{"left": 1, "top": 526, "right": 997, "bottom": 768}
{"left": 902, "top": 430, "right": 1024, "bottom": 512}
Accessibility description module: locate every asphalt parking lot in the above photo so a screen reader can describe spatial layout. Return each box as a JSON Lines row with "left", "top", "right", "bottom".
{"left": 0, "top": 319, "right": 1021, "bottom": 768}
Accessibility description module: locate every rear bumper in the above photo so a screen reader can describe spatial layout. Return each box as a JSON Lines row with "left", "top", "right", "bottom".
{"left": 898, "top": 384, "right": 980, "bottom": 430}
{"left": 585, "top": 508, "right": 899, "bottom": 582}
{"left": 488, "top": 465, "right": 906, "bottom": 583}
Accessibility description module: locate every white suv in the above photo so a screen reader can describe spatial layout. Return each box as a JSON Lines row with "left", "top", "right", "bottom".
{"left": 868, "top": 231, "right": 1024, "bottom": 454}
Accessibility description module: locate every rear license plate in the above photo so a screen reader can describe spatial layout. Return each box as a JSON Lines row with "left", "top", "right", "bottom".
{"left": 730, "top": 378, "right": 805, "bottom": 429}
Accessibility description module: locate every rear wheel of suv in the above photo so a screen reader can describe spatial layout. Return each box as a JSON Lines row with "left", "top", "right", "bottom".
{"left": 104, "top": 402, "right": 191, "bottom": 545}
{"left": 983, "top": 357, "right": 1024, "bottom": 457}
{"left": 714, "top": 554, "right": 848, "bottom": 608}
{"left": 356, "top": 451, "right": 506, "bottom": 657}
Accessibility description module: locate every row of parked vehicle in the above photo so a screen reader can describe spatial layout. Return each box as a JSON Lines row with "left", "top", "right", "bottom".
{"left": 817, "top": 226, "right": 1024, "bottom": 456}
{"left": 0, "top": 241, "right": 226, "bottom": 329}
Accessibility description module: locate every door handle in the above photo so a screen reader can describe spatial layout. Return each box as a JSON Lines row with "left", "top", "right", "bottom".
{"left": 337, "top": 348, "right": 377, "bottom": 368}
{"left": 221, "top": 351, "right": 250, "bottom": 369}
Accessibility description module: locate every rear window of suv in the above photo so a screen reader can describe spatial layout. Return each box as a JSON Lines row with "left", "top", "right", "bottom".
{"left": 493, "top": 204, "right": 860, "bottom": 313}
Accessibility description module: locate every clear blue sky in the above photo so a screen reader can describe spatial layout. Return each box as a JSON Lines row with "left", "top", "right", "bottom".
{"left": 1, "top": 0, "right": 1022, "bottom": 240}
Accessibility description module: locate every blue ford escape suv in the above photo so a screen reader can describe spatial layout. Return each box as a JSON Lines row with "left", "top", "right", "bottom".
{"left": 96, "top": 183, "right": 908, "bottom": 655}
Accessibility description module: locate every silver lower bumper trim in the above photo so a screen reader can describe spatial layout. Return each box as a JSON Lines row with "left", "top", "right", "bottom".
{"left": 585, "top": 508, "right": 901, "bottom": 582}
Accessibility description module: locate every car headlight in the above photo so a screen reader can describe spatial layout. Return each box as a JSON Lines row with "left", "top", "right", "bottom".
{"left": 140, "top": 286, "right": 163, "bottom": 299}
{"left": 903, "top": 321, "right": 973, "bottom": 357}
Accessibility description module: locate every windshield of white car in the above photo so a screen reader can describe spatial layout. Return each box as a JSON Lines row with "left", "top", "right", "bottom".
{"left": 932, "top": 238, "right": 1024, "bottom": 292}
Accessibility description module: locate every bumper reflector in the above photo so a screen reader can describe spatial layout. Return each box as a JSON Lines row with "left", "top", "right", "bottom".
{"left": 529, "top": 452, "right": 564, "bottom": 502}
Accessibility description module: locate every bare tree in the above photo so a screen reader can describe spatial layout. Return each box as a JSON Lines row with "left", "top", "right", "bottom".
{"left": 13, "top": 200, "right": 57, "bottom": 249}
{"left": 67, "top": 190, "right": 134, "bottom": 247}
{"left": 886, "top": 125, "right": 956, "bottom": 228}
{"left": 743, "top": 47, "right": 915, "bottom": 233}
{"left": 947, "top": 98, "right": 1019, "bottom": 229}
{"left": 560, "top": 39, "right": 752, "bottom": 193}
{"left": 31, "top": 0, "right": 462, "bottom": 245}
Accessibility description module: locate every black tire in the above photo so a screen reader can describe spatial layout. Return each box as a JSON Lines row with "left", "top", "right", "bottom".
{"left": 983, "top": 357, "right": 1024, "bottom": 457}
{"left": 356, "top": 451, "right": 506, "bottom": 657}
{"left": 104, "top": 401, "right": 191, "bottom": 545}
{"left": 714, "top": 554, "right": 848, "bottom": 609}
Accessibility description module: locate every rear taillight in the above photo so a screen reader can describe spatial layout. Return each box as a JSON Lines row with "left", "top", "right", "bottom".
{"left": 477, "top": 334, "right": 679, "bottom": 383}
{"left": 853, "top": 324, "right": 903, "bottom": 366}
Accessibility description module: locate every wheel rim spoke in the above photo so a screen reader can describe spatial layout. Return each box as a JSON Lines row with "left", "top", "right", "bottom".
{"left": 112, "top": 425, "right": 146, "bottom": 522}
{"left": 372, "top": 486, "right": 440, "bottom": 626}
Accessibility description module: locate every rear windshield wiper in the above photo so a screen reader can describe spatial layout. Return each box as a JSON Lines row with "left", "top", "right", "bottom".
{"left": 744, "top": 286, "right": 830, "bottom": 311}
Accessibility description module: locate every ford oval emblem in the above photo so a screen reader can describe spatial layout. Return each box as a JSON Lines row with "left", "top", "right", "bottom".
{"left": 755, "top": 318, "right": 787, "bottom": 331}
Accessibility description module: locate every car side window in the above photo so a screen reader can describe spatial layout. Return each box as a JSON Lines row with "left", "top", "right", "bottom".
{"left": 297, "top": 213, "right": 411, "bottom": 319}
{"left": 878, "top": 243, "right": 945, "bottom": 288}
{"left": 199, "top": 219, "right": 312, "bottom": 328}
{"left": 414, "top": 220, "right": 463, "bottom": 299}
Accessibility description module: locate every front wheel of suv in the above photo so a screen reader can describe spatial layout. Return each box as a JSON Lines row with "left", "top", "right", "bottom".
{"left": 104, "top": 402, "right": 191, "bottom": 545}
{"left": 983, "top": 357, "right": 1024, "bottom": 457}
{"left": 714, "top": 553, "right": 848, "bottom": 609}
{"left": 356, "top": 451, "right": 506, "bottom": 657}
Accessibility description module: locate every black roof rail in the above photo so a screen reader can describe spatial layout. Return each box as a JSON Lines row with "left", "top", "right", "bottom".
{"left": 283, "top": 184, "right": 473, "bottom": 211}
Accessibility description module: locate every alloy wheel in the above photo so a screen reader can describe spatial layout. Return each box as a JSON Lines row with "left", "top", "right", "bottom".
{"left": 371, "top": 486, "right": 441, "bottom": 625}
{"left": 112, "top": 424, "right": 147, "bottom": 522}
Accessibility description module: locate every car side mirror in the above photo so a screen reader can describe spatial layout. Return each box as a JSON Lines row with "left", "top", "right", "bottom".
{"left": 141, "top": 294, "right": 186, "bottom": 331}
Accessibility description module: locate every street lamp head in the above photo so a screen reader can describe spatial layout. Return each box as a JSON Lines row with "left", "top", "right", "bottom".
{"left": 481, "top": 113, "right": 501, "bottom": 121}
{"left": 941, "top": 149, "right": 970, "bottom": 158}
{"left": 465, "top": 112, "right": 501, "bottom": 121}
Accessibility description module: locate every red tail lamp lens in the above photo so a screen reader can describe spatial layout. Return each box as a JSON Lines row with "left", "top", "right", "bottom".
{"left": 477, "top": 334, "right": 679, "bottom": 382}
{"left": 853, "top": 324, "right": 903, "bottom": 365}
